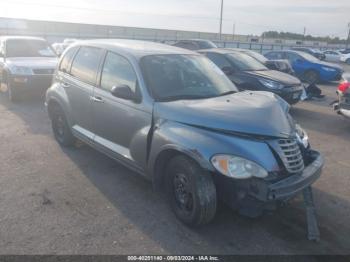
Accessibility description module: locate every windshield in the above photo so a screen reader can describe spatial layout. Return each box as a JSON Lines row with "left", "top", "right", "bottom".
{"left": 6, "top": 39, "right": 56, "bottom": 58}
{"left": 226, "top": 52, "right": 268, "bottom": 71}
{"left": 243, "top": 50, "right": 268, "bottom": 63}
{"left": 140, "top": 54, "right": 238, "bottom": 101}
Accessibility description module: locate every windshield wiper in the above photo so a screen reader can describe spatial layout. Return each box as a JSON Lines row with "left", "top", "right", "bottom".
{"left": 159, "top": 94, "right": 213, "bottom": 102}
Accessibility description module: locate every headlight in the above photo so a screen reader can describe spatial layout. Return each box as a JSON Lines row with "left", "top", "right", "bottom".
{"left": 321, "top": 67, "right": 336, "bottom": 72}
{"left": 295, "top": 124, "right": 309, "bottom": 148}
{"left": 211, "top": 155, "right": 268, "bottom": 179}
{"left": 11, "top": 66, "right": 33, "bottom": 75}
{"left": 259, "top": 79, "right": 284, "bottom": 90}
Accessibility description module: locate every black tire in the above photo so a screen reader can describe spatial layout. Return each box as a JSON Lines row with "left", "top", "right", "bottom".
{"left": 8, "top": 82, "right": 21, "bottom": 102}
{"left": 51, "top": 105, "right": 75, "bottom": 147}
{"left": 166, "top": 155, "right": 217, "bottom": 226}
{"left": 303, "top": 70, "right": 319, "bottom": 84}
{"left": 346, "top": 59, "right": 350, "bottom": 65}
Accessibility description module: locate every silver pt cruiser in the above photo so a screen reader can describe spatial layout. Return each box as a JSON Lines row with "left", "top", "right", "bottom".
{"left": 46, "top": 39, "right": 324, "bottom": 228}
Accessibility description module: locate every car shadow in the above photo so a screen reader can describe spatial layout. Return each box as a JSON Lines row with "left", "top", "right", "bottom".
{"left": 57, "top": 142, "right": 350, "bottom": 254}
{"left": 0, "top": 94, "right": 50, "bottom": 136}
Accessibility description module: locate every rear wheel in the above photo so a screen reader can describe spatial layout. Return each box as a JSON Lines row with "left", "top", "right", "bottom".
{"left": 51, "top": 105, "right": 75, "bottom": 147}
{"left": 166, "top": 155, "right": 217, "bottom": 226}
{"left": 303, "top": 70, "right": 319, "bottom": 84}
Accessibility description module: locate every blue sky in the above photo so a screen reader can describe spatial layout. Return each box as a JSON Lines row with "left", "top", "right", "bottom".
{"left": 1, "top": 0, "right": 349, "bottom": 38}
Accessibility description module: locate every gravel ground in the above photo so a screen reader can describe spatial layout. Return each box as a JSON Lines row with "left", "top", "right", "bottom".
{"left": 0, "top": 65, "right": 350, "bottom": 255}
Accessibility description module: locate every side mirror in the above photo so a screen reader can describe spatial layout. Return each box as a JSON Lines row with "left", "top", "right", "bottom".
{"left": 111, "top": 84, "right": 139, "bottom": 102}
{"left": 221, "top": 66, "right": 235, "bottom": 75}
{"left": 296, "top": 58, "right": 304, "bottom": 64}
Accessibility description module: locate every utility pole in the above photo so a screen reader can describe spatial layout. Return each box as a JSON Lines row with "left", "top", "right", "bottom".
{"left": 219, "top": 0, "right": 224, "bottom": 40}
{"left": 347, "top": 22, "right": 350, "bottom": 49}
{"left": 232, "top": 23, "right": 235, "bottom": 41}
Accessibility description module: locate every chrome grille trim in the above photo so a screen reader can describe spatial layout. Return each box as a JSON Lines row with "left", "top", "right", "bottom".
{"left": 277, "top": 138, "right": 304, "bottom": 173}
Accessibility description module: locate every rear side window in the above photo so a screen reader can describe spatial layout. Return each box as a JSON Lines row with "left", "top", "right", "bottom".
{"left": 59, "top": 46, "right": 79, "bottom": 73}
{"left": 71, "top": 46, "right": 103, "bottom": 84}
{"left": 285, "top": 52, "right": 302, "bottom": 63}
{"left": 206, "top": 53, "right": 231, "bottom": 69}
{"left": 266, "top": 52, "right": 284, "bottom": 60}
{"left": 100, "top": 52, "right": 137, "bottom": 92}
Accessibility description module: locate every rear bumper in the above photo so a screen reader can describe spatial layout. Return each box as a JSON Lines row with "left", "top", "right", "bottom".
{"left": 215, "top": 150, "right": 323, "bottom": 216}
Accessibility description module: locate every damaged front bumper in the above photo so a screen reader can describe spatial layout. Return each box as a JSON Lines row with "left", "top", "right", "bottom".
{"left": 215, "top": 150, "right": 324, "bottom": 216}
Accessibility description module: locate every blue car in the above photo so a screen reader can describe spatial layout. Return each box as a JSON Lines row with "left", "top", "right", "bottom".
{"left": 265, "top": 50, "right": 343, "bottom": 83}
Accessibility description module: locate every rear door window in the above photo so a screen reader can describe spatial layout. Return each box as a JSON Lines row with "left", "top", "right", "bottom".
{"left": 70, "top": 46, "right": 103, "bottom": 84}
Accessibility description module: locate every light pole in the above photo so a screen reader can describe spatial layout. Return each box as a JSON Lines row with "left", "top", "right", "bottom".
{"left": 219, "top": 0, "right": 224, "bottom": 40}
{"left": 347, "top": 22, "right": 350, "bottom": 49}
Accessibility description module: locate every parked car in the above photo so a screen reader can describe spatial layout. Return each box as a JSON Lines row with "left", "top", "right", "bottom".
{"left": 0, "top": 36, "right": 58, "bottom": 102}
{"left": 291, "top": 47, "right": 326, "bottom": 61}
{"left": 236, "top": 49, "right": 295, "bottom": 75}
{"left": 333, "top": 73, "right": 350, "bottom": 119}
{"left": 340, "top": 49, "right": 350, "bottom": 55}
{"left": 172, "top": 39, "right": 217, "bottom": 50}
{"left": 199, "top": 49, "right": 303, "bottom": 104}
{"left": 265, "top": 50, "right": 343, "bottom": 83}
{"left": 339, "top": 53, "right": 350, "bottom": 65}
{"left": 323, "top": 50, "right": 343, "bottom": 63}
{"left": 52, "top": 42, "right": 69, "bottom": 56}
{"left": 46, "top": 39, "right": 323, "bottom": 226}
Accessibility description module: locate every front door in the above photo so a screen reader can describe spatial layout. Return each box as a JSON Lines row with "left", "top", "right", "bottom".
{"left": 92, "top": 51, "right": 152, "bottom": 169}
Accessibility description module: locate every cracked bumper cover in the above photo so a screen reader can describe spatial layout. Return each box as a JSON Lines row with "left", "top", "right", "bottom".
{"left": 267, "top": 151, "right": 324, "bottom": 200}
{"left": 215, "top": 150, "right": 324, "bottom": 212}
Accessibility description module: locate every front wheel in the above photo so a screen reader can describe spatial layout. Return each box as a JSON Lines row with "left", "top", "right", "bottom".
{"left": 303, "top": 70, "right": 319, "bottom": 84}
{"left": 166, "top": 155, "right": 217, "bottom": 226}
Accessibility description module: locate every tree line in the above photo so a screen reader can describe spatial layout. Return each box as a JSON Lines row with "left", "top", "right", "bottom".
{"left": 262, "top": 31, "right": 347, "bottom": 44}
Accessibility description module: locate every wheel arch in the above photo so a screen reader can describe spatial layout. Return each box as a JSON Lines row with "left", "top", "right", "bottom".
{"left": 151, "top": 146, "right": 212, "bottom": 192}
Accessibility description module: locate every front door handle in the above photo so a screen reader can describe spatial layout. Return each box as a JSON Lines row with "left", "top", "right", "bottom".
{"left": 90, "top": 96, "right": 104, "bottom": 103}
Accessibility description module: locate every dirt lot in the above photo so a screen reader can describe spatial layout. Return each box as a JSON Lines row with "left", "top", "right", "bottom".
{"left": 0, "top": 66, "right": 350, "bottom": 255}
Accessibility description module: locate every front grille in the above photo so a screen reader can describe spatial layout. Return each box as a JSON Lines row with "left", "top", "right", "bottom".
{"left": 278, "top": 138, "right": 304, "bottom": 173}
{"left": 33, "top": 69, "right": 54, "bottom": 75}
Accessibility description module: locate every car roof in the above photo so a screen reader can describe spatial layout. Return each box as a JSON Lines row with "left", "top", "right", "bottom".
{"left": 0, "top": 36, "right": 46, "bottom": 42}
{"left": 198, "top": 48, "right": 244, "bottom": 55}
{"left": 71, "top": 39, "right": 197, "bottom": 58}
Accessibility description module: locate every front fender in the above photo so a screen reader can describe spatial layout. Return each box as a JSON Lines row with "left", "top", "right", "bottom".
{"left": 148, "top": 120, "right": 280, "bottom": 184}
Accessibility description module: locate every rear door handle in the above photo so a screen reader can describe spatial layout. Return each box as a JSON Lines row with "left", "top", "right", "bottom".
{"left": 90, "top": 96, "right": 104, "bottom": 103}
{"left": 62, "top": 82, "right": 70, "bottom": 88}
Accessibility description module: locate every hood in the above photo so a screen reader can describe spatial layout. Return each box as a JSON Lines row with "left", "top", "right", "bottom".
{"left": 6, "top": 57, "right": 58, "bottom": 69}
{"left": 244, "top": 69, "right": 300, "bottom": 85}
{"left": 316, "top": 60, "right": 343, "bottom": 70}
{"left": 154, "top": 91, "right": 294, "bottom": 138}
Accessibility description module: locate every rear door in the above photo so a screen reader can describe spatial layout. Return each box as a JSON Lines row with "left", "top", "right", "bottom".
{"left": 91, "top": 51, "right": 152, "bottom": 169}
{"left": 61, "top": 46, "right": 104, "bottom": 140}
